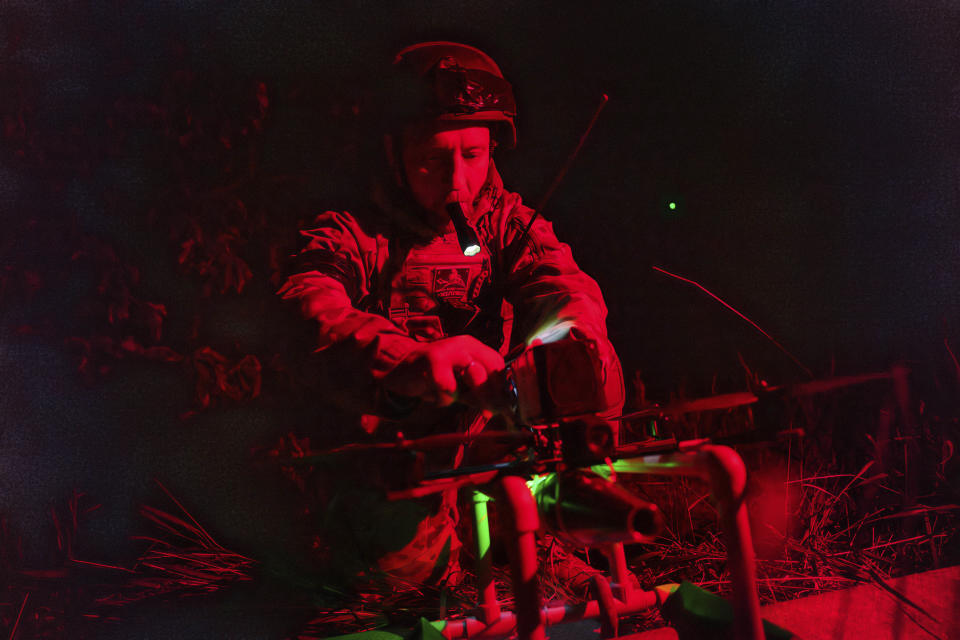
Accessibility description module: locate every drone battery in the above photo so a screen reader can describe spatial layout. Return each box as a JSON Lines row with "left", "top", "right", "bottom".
{"left": 510, "top": 332, "right": 609, "bottom": 425}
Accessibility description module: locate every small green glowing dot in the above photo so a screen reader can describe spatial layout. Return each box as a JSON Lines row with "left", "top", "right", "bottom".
{"left": 668, "top": 202, "right": 677, "bottom": 210}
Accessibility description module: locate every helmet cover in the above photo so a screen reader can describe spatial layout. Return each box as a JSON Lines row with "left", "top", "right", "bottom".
{"left": 390, "top": 41, "right": 517, "bottom": 147}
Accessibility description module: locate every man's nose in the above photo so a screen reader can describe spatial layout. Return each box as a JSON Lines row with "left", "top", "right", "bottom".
{"left": 447, "top": 153, "right": 468, "bottom": 194}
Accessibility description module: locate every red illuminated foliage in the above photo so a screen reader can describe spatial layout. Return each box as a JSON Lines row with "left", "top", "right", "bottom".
{"left": 186, "top": 346, "right": 262, "bottom": 414}
{"left": 176, "top": 218, "right": 254, "bottom": 295}
{"left": 0, "top": 25, "right": 286, "bottom": 408}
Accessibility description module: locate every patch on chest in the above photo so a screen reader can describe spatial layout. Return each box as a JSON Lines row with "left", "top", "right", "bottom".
{"left": 433, "top": 267, "right": 471, "bottom": 303}
{"left": 385, "top": 236, "right": 493, "bottom": 339}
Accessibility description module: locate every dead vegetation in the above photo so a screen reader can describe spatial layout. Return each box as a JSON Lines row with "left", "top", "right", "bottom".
{"left": 1, "top": 362, "right": 957, "bottom": 638}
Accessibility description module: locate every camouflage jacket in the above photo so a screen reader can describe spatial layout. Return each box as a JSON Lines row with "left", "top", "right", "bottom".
{"left": 278, "top": 162, "right": 623, "bottom": 434}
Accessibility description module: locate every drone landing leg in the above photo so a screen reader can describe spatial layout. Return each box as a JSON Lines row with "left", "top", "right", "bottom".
{"left": 501, "top": 475, "right": 545, "bottom": 640}
{"left": 471, "top": 490, "right": 501, "bottom": 625}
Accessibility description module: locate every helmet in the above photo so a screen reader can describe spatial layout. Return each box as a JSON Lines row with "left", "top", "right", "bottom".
{"left": 389, "top": 41, "right": 517, "bottom": 148}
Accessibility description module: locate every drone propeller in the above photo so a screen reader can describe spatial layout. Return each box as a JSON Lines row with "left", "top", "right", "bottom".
{"left": 619, "top": 368, "right": 901, "bottom": 422}
{"left": 286, "top": 430, "right": 535, "bottom": 464}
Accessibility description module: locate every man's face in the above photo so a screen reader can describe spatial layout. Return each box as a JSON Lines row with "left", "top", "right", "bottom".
{"left": 401, "top": 123, "right": 491, "bottom": 229}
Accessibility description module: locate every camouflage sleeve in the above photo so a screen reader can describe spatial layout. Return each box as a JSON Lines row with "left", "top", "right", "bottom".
{"left": 278, "top": 211, "right": 419, "bottom": 415}
{"left": 501, "top": 206, "right": 609, "bottom": 345}
{"left": 500, "top": 204, "right": 625, "bottom": 420}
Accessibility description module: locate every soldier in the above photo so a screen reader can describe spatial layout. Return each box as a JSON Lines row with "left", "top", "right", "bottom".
{"left": 279, "top": 41, "right": 624, "bottom": 590}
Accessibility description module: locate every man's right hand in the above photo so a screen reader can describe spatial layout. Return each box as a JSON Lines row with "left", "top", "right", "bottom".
{"left": 383, "top": 335, "right": 506, "bottom": 409}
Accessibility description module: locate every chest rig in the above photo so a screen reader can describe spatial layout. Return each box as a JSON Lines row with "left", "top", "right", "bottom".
{"left": 375, "top": 229, "right": 503, "bottom": 348}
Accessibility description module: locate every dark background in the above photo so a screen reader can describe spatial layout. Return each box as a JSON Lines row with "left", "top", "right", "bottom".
{"left": 1, "top": 1, "right": 958, "bottom": 636}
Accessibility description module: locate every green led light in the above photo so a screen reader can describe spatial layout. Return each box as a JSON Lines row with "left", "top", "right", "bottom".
{"left": 668, "top": 202, "right": 677, "bottom": 211}
{"left": 526, "top": 473, "right": 554, "bottom": 496}
{"left": 473, "top": 491, "right": 492, "bottom": 563}
{"left": 589, "top": 464, "right": 614, "bottom": 479}
{"left": 608, "top": 458, "right": 685, "bottom": 474}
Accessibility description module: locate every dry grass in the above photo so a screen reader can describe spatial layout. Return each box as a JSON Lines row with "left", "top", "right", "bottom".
{"left": 619, "top": 371, "right": 959, "bottom": 613}
{"left": 2, "top": 368, "right": 956, "bottom": 638}
{"left": 0, "top": 482, "right": 254, "bottom": 639}
{"left": 293, "top": 366, "right": 960, "bottom": 637}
